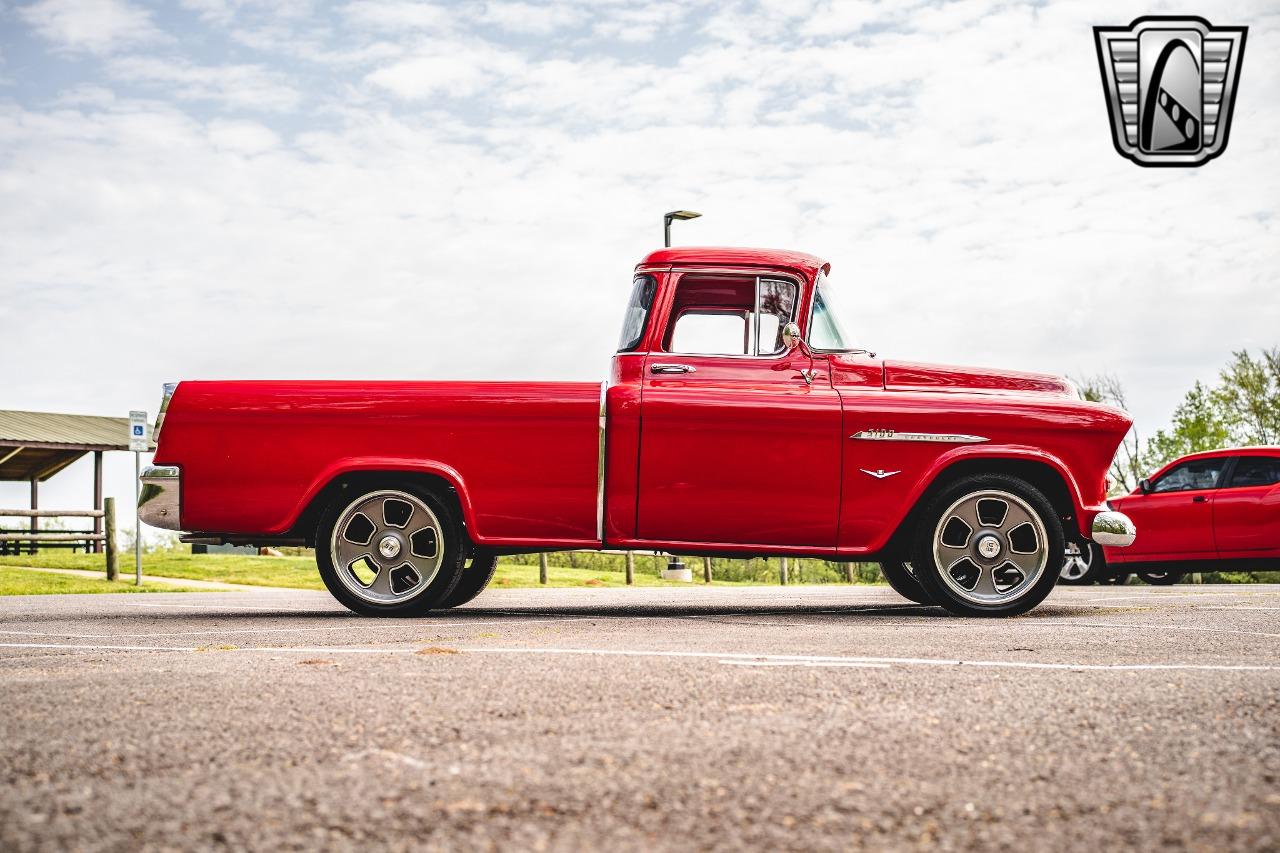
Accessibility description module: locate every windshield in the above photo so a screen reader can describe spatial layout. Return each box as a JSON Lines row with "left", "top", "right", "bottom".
{"left": 618, "top": 274, "right": 656, "bottom": 352}
{"left": 808, "top": 273, "right": 855, "bottom": 351}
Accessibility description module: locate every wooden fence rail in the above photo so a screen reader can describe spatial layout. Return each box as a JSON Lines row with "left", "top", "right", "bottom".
{"left": 0, "top": 506, "right": 116, "bottom": 576}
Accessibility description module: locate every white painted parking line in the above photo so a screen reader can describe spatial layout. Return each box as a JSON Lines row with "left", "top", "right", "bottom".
{"left": 114, "top": 602, "right": 321, "bottom": 611}
{"left": 1026, "top": 621, "right": 1280, "bottom": 640}
{"left": 458, "top": 647, "right": 1280, "bottom": 672}
{"left": 0, "top": 616, "right": 592, "bottom": 640}
{"left": 3, "top": 642, "right": 1278, "bottom": 673}
{"left": 720, "top": 659, "right": 891, "bottom": 669}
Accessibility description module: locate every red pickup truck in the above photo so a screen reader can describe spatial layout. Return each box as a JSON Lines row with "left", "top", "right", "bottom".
{"left": 139, "top": 246, "right": 1136, "bottom": 617}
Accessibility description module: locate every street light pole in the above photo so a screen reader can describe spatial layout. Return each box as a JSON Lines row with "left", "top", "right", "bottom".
{"left": 663, "top": 210, "right": 701, "bottom": 247}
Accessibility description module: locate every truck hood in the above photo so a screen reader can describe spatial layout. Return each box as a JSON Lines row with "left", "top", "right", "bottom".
{"left": 879, "top": 360, "right": 1077, "bottom": 397}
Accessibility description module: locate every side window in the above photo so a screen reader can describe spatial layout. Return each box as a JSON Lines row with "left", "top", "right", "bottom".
{"left": 664, "top": 274, "right": 797, "bottom": 356}
{"left": 1151, "top": 458, "right": 1226, "bottom": 493}
{"left": 1226, "top": 456, "right": 1280, "bottom": 488}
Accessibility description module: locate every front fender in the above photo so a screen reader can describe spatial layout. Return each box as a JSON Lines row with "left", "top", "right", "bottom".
{"left": 856, "top": 444, "right": 1095, "bottom": 554}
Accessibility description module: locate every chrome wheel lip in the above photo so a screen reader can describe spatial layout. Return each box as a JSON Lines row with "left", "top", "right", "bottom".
{"left": 330, "top": 489, "right": 444, "bottom": 606}
{"left": 1060, "top": 541, "right": 1093, "bottom": 581}
{"left": 932, "top": 489, "right": 1049, "bottom": 606}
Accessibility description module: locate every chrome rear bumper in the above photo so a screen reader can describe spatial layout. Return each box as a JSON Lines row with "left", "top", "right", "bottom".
{"left": 138, "top": 465, "right": 182, "bottom": 530}
{"left": 1091, "top": 510, "right": 1136, "bottom": 547}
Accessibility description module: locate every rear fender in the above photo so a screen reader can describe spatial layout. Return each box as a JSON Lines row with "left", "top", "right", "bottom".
{"left": 283, "top": 457, "right": 479, "bottom": 540}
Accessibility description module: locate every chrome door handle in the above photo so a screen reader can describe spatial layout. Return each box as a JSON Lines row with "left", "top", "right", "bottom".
{"left": 650, "top": 363, "right": 696, "bottom": 374}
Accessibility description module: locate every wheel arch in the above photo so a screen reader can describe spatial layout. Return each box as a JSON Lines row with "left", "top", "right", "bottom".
{"left": 283, "top": 459, "right": 478, "bottom": 546}
{"left": 882, "top": 451, "right": 1082, "bottom": 558}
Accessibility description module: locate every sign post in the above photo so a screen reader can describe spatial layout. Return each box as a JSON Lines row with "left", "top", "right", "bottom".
{"left": 129, "top": 410, "right": 148, "bottom": 587}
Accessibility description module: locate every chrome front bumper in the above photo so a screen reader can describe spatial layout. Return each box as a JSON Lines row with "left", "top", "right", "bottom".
{"left": 1091, "top": 510, "right": 1136, "bottom": 547}
{"left": 138, "top": 465, "right": 182, "bottom": 530}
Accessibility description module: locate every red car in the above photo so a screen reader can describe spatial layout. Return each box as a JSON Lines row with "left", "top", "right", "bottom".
{"left": 139, "top": 246, "right": 1136, "bottom": 617}
{"left": 1100, "top": 447, "right": 1280, "bottom": 584}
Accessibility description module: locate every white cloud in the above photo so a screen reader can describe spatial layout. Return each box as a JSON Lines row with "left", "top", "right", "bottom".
{"left": 107, "top": 56, "right": 300, "bottom": 111}
{"left": 342, "top": 0, "right": 453, "bottom": 31}
{"left": 476, "top": 1, "right": 583, "bottom": 36}
{"left": 17, "top": 0, "right": 166, "bottom": 55}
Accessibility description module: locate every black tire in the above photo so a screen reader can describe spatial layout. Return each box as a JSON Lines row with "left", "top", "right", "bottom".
{"left": 316, "top": 483, "right": 466, "bottom": 617}
{"left": 1138, "top": 570, "right": 1185, "bottom": 586}
{"left": 879, "top": 561, "right": 936, "bottom": 605}
{"left": 439, "top": 551, "right": 500, "bottom": 608}
{"left": 1058, "top": 541, "right": 1105, "bottom": 585}
{"left": 1098, "top": 572, "right": 1131, "bottom": 585}
{"left": 909, "top": 474, "right": 1064, "bottom": 617}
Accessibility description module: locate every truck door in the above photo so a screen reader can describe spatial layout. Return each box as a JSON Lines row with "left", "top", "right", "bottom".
{"left": 636, "top": 272, "right": 842, "bottom": 547}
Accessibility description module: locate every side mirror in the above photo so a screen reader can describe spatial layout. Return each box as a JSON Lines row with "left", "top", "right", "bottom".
{"left": 1139, "top": 478, "right": 1152, "bottom": 494}
{"left": 781, "top": 322, "right": 801, "bottom": 351}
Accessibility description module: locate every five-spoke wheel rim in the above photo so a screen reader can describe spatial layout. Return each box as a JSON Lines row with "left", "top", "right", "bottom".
{"left": 330, "top": 490, "right": 444, "bottom": 605}
{"left": 1060, "top": 541, "right": 1093, "bottom": 582}
{"left": 932, "top": 489, "right": 1048, "bottom": 605}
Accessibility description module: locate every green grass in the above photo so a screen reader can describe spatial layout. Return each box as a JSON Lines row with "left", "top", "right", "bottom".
{"left": 0, "top": 567, "right": 207, "bottom": 596}
{"left": 0, "top": 552, "right": 323, "bottom": 590}
{"left": 489, "top": 560, "right": 749, "bottom": 588}
{"left": 0, "top": 552, "right": 749, "bottom": 591}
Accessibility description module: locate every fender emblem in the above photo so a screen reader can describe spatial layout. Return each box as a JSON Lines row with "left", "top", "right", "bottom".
{"left": 860, "top": 468, "right": 901, "bottom": 479}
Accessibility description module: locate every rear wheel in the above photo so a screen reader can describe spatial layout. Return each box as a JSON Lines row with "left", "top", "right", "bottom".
{"left": 878, "top": 561, "right": 935, "bottom": 605}
{"left": 439, "top": 551, "right": 500, "bottom": 607}
{"left": 1138, "top": 570, "right": 1185, "bottom": 586}
{"left": 316, "top": 485, "right": 466, "bottom": 617}
{"left": 909, "top": 474, "right": 1063, "bottom": 617}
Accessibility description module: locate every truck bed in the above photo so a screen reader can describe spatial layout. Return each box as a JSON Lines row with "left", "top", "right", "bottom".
{"left": 156, "top": 380, "right": 604, "bottom": 547}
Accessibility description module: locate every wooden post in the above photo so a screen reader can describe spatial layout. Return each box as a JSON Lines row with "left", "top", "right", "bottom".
{"left": 703, "top": 556, "right": 712, "bottom": 584}
{"left": 844, "top": 562, "right": 854, "bottom": 584}
{"left": 625, "top": 551, "right": 634, "bottom": 585}
{"left": 29, "top": 479, "right": 38, "bottom": 556}
{"left": 104, "top": 498, "right": 118, "bottom": 580}
{"left": 538, "top": 553, "right": 548, "bottom": 585}
{"left": 780, "top": 557, "right": 789, "bottom": 585}
{"left": 92, "top": 451, "right": 103, "bottom": 554}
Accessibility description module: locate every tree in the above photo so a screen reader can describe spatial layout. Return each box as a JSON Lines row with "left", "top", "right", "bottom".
{"left": 1212, "top": 347, "right": 1280, "bottom": 445}
{"left": 1144, "top": 381, "right": 1231, "bottom": 472}
{"left": 1073, "top": 373, "right": 1144, "bottom": 493}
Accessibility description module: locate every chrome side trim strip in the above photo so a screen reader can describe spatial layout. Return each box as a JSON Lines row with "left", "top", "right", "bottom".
{"left": 596, "top": 380, "right": 607, "bottom": 544}
{"left": 850, "top": 429, "right": 989, "bottom": 444}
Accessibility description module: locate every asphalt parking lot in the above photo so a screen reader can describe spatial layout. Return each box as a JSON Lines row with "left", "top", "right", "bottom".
{"left": 2, "top": 584, "right": 1278, "bottom": 851}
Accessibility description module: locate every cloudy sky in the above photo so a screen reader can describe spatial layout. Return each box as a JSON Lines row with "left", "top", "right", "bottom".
{"left": 1, "top": 0, "right": 1277, "bottom": 527}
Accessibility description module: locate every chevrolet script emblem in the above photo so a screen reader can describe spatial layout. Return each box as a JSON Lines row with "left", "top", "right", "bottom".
{"left": 1094, "top": 16, "right": 1247, "bottom": 167}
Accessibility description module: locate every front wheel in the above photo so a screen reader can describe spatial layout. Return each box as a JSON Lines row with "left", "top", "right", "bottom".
{"left": 909, "top": 474, "right": 1064, "bottom": 617}
{"left": 316, "top": 485, "right": 466, "bottom": 616}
